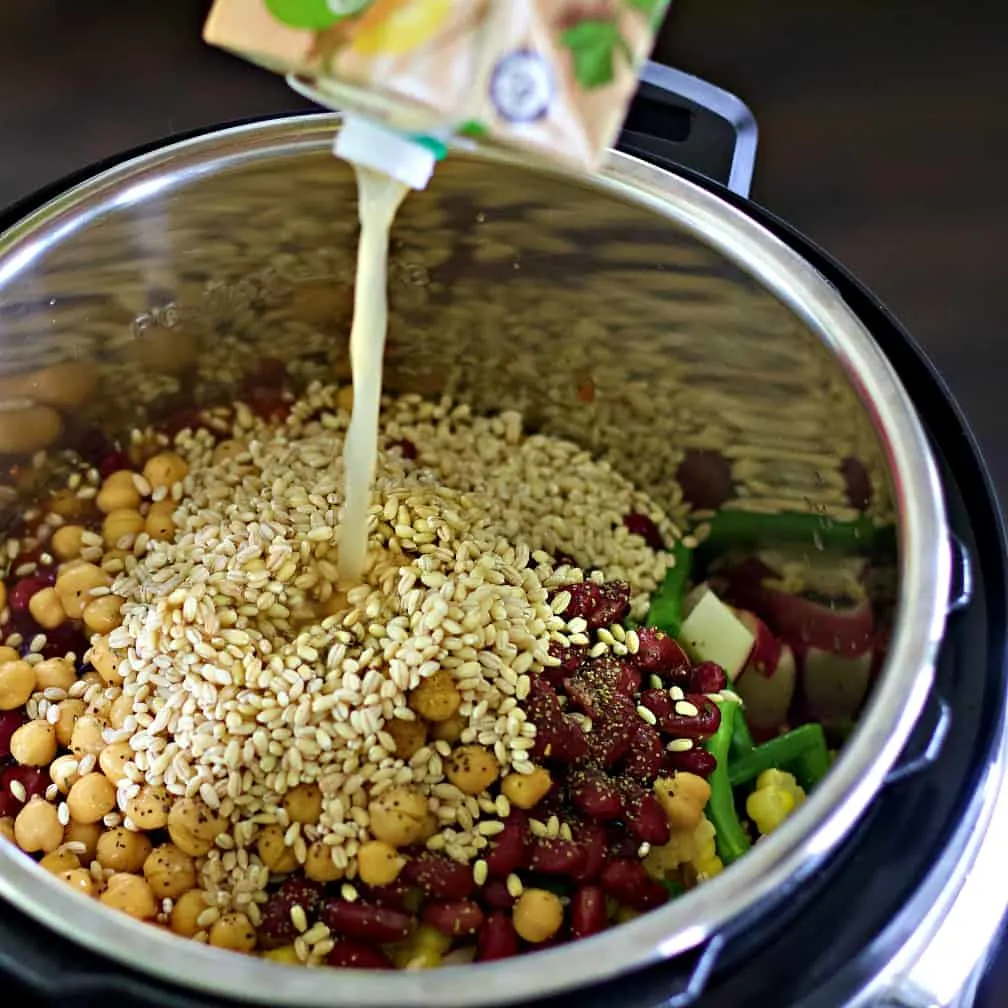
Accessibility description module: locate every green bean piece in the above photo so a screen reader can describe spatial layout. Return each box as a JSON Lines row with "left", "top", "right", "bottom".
{"left": 728, "top": 723, "right": 831, "bottom": 793}
{"left": 703, "top": 701, "right": 751, "bottom": 865}
{"left": 729, "top": 704, "right": 755, "bottom": 759}
{"left": 646, "top": 539, "right": 694, "bottom": 635}
{"left": 701, "top": 509, "right": 893, "bottom": 556}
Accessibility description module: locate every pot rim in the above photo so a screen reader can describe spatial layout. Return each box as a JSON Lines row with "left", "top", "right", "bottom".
{"left": 0, "top": 113, "right": 951, "bottom": 1006}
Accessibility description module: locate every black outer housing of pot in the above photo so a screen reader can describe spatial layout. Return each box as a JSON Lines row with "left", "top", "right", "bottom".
{"left": 0, "top": 94, "right": 1005, "bottom": 1008}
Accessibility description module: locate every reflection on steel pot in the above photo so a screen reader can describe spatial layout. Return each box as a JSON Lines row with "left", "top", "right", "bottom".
{"left": 0, "top": 69, "right": 952, "bottom": 1007}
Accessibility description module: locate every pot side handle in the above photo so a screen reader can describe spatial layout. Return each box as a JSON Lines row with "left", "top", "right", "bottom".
{"left": 618, "top": 63, "right": 759, "bottom": 198}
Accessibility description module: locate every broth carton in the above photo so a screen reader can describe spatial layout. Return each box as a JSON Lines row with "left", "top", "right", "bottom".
{"left": 205, "top": 0, "right": 672, "bottom": 184}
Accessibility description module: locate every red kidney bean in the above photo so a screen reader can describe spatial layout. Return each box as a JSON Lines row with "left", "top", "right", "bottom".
{"left": 326, "top": 940, "right": 393, "bottom": 970}
{"left": 321, "top": 900, "right": 412, "bottom": 943}
{"left": 422, "top": 899, "right": 485, "bottom": 936}
{"left": 277, "top": 874, "right": 324, "bottom": 916}
{"left": 544, "top": 642, "right": 587, "bottom": 687}
{"left": 477, "top": 912, "right": 520, "bottom": 962}
{"left": 553, "top": 582, "right": 602, "bottom": 622}
{"left": 600, "top": 860, "right": 669, "bottom": 912}
{"left": 64, "top": 426, "right": 115, "bottom": 467}
{"left": 531, "top": 837, "right": 586, "bottom": 876}
{"left": 40, "top": 623, "right": 88, "bottom": 661}
{"left": 359, "top": 879, "right": 412, "bottom": 910}
{"left": 639, "top": 690, "right": 720, "bottom": 740}
{"left": 388, "top": 438, "right": 418, "bottom": 460}
{"left": 661, "top": 747, "right": 717, "bottom": 778}
{"left": 1, "top": 766, "right": 49, "bottom": 809}
{"left": 570, "top": 885, "right": 607, "bottom": 939}
{"left": 842, "top": 456, "right": 872, "bottom": 509}
{"left": 570, "top": 773, "right": 623, "bottom": 820}
{"left": 569, "top": 822, "right": 607, "bottom": 883}
{"left": 687, "top": 662, "right": 728, "bottom": 694}
{"left": 479, "top": 879, "right": 516, "bottom": 911}
{"left": 675, "top": 450, "right": 733, "bottom": 511}
{"left": 623, "top": 513, "right": 664, "bottom": 551}
{"left": 631, "top": 628, "right": 690, "bottom": 677}
{"left": 7, "top": 575, "right": 52, "bottom": 614}
{"left": 258, "top": 892, "right": 301, "bottom": 949}
{"left": 623, "top": 723, "right": 664, "bottom": 782}
{"left": 553, "top": 549, "right": 577, "bottom": 568}
{"left": 0, "top": 710, "right": 27, "bottom": 760}
{"left": 605, "top": 829, "right": 642, "bottom": 862}
{"left": 626, "top": 792, "right": 671, "bottom": 846}
{"left": 400, "top": 853, "right": 476, "bottom": 900}
{"left": 589, "top": 581, "right": 631, "bottom": 630}
{"left": 583, "top": 710, "right": 635, "bottom": 767}
{"left": 527, "top": 680, "right": 588, "bottom": 763}
{"left": 98, "top": 455, "right": 132, "bottom": 480}
{"left": 483, "top": 811, "right": 531, "bottom": 877}
{"left": 247, "top": 386, "right": 291, "bottom": 423}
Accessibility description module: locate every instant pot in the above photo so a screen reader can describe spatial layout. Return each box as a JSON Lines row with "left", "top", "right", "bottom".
{"left": 0, "top": 65, "right": 1004, "bottom": 1008}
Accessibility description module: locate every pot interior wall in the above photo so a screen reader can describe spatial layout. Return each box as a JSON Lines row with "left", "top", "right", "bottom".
{"left": 0, "top": 140, "right": 895, "bottom": 551}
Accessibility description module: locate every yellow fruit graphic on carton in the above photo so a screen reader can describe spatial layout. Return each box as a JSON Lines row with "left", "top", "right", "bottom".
{"left": 349, "top": 0, "right": 454, "bottom": 57}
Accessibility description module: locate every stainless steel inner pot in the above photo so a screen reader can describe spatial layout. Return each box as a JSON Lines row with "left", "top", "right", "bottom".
{"left": 0, "top": 115, "right": 950, "bottom": 1006}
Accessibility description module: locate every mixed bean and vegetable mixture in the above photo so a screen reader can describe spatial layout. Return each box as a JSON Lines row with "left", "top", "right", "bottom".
{"left": 0, "top": 373, "right": 878, "bottom": 969}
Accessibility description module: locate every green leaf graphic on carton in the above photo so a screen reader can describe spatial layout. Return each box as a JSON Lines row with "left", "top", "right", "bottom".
{"left": 266, "top": 0, "right": 373, "bottom": 30}
{"left": 560, "top": 19, "right": 633, "bottom": 89}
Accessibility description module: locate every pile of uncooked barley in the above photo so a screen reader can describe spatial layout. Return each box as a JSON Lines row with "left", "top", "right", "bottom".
{"left": 12, "top": 382, "right": 678, "bottom": 930}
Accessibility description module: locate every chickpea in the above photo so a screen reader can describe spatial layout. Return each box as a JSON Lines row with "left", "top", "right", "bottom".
{"left": 143, "top": 453, "right": 189, "bottom": 491}
{"left": 101, "top": 510, "right": 144, "bottom": 549}
{"left": 50, "top": 524, "right": 85, "bottom": 562}
{"left": 408, "top": 669, "right": 461, "bottom": 723}
{"left": 356, "top": 840, "right": 406, "bottom": 887}
{"left": 82, "top": 595, "right": 123, "bottom": 634}
{"left": 14, "top": 799, "right": 63, "bottom": 853}
{"left": 512, "top": 889, "right": 564, "bottom": 943}
{"left": 40, "top": 847, "right": 80, "bottom": 874}
{"left": 0, "top": 404, "right": 62, "bottom": 455}
{"left": 255, "top": 824, "right": 298, "bottom": 874}
{"left": 126, "top": 785, "right": 171, "bottom": 830}
{"left": 501, "top": 766, "right": 553, "bottom": 810}
{"left": 100, "top": 872, "right": 157, "bottom": 920}
{"left": 34, "top": 657, "right": 77, "bottom": 692}
{"left": 0, "top": 646, "right": 18, "bottom": 665}
{"left": 445, "top": 745, "right": 500, "bottom": 796}
{"left": 60, "top": 868, "right": 96, "bottom": 897}
{"left": 86, "top": 637, "right": 121, "bottom": 686}
{"left": 144, "top": 508, "right": 174, "bottom": 542}
{"left": 50, "top": 754, "right": 82, "bottom": 794}
{"left": 0, "top": 660, "right": 36, "bottom": 710}
{"left": 143, "top": 842, "right": 197, "bottom": 899}
{"left": 28, "top": 586, "right": 66, "bottom": 630}
{"left": 304, "top": 840, "right": 345, "bottom": 883}
{"left": 335, "top": 385, "right": 354, "bottom": 413}
{"left": 98, "top": 742, "right": 133, "bottom": 784}
{"left": 96, "top": 471, "right": 142, "bottom": 515}
{"left": 212, "top": 439, "right": 248, "bottom": 466}
{"left": 47, "top": 489, "right": 87, "bottom": 520}
{"left": 66, "top": 773, "right": 116, "bottom": 824}
{"left": 167, "top": 797, "right": 225, "bottom": 857}
{"left": 282, "top": 782, "right": 322, "bottom": 825}
{"left": 69, "top": 713, "right": 106, "bottom": 757}
{"left": 429, "top": 712, "right": 466, "bottom": 743}
{"left": 654, "top": 774, "right": 712, "bottom": 832}
{"left": 108, "top": 692, "right": 133, "bottom": 729}
{"left": 122, "top": 327, "right": 196, "bottom": 374}
{"left": 209, "top": 912, "right": 257, "bottom": 953}
{"left": 367, "top": 786, "right": 429, "bottom": 847}
{"left": 63, "top": 819, "right": 102, "bottom": 861}
{"left": 55, "top": 699, "right": 87, "bottom": 747}
{"left": 95, "top": 826, "right": 153, "bottom": 873}
{"left": 170, "top": 889, "right": 210, "bottom": 937}
{"left": 0, "top": 361, "right": 98, "bottom": 410}
{"left": 55, "top": 562, "right": 111, "bottom": 619}
{"left": 0, "top": 817, "right": 14, "bottom": 843}
{"left": 385, "top": 718, "right": 427, "bottom": 759}
{"left": 10, "top": 720, "right": 58, "bottom": 767}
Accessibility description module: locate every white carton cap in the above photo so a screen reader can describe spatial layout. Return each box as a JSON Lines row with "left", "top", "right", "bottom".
{"left": 334, "top": 115, "right": 441, "bottom": 190}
